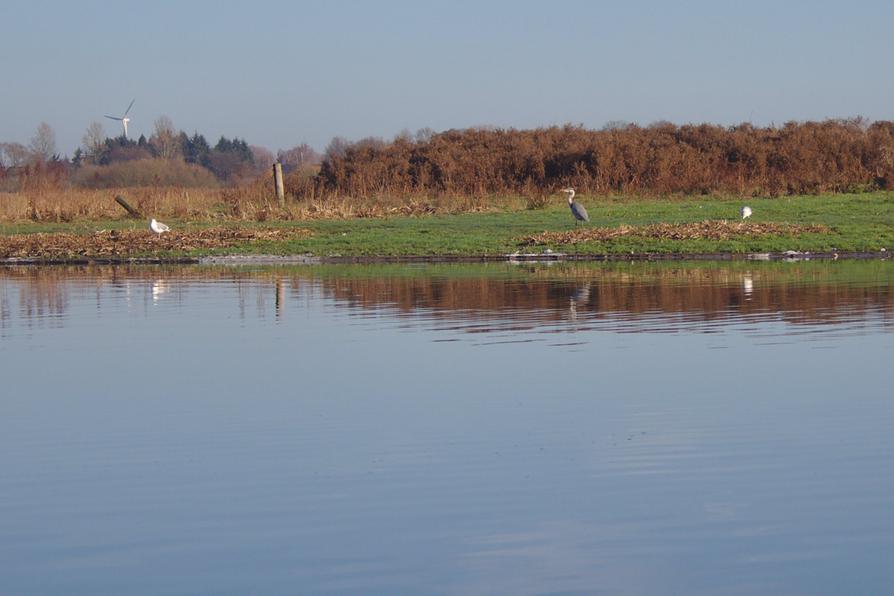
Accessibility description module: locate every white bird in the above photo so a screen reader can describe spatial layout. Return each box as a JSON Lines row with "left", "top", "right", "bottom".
{"left": 149, "top": 218, "right": 170, "bottom": 234}
{"left": 740, "top": 206, "right": 753, "bottom": 219}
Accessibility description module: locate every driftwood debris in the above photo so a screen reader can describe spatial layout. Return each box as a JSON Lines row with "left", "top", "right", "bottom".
{"left": 114, "top": 195, "right": 143, "bottom": 219}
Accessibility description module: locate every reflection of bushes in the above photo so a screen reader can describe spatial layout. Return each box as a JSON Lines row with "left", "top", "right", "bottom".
{"left": 316, "top": 265, "right": 894, "bottom": 329}
{"left": 72, "top": 159, "right": 220, "bottom": 189}
{"left": 4, "top": 263, "right": 893, "bottom": 329}
{"left": 309, "top": 120, "right": 894, "bottom": 198}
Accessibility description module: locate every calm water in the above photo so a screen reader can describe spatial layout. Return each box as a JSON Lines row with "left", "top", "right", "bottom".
{"left": 2, "top": 261, "right": 893, "bottom": 595}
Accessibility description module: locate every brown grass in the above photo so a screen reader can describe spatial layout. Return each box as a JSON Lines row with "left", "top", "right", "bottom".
{"left": 0, "top": 185, "right": 524, "bottom": 223}
{"left": 1, "top": 187, "right": 227, "bottom": 222}
{"left": 520, "top": 221, "right": 831, "bottom": 245}
{"left": 0, "top": 227, "right": 312, "bottom": 259}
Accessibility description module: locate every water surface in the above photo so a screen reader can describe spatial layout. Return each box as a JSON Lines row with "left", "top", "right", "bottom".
{"left": 2, "top": 261, "right": 893, "bottom": 595}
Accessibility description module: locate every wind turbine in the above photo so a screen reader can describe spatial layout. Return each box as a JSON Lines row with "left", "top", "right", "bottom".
{"left": 105, "top": 99, "right": 135, "bottom": 138}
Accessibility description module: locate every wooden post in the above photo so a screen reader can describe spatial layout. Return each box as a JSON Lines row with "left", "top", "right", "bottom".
{"left": 273, "top": 162, "right": 285, "bottom": 207}
{"left": 275, "top": 278, "right": 285, "bottom": 319}
{"left": 114, "top": 195, "right": 142, "bottom": 219}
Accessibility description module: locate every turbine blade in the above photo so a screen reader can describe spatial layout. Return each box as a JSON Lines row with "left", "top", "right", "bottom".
{"left": 124, "top": 99, "right": 135, "bottom": 116}
{"left": 105, "top": 115, "right": 122, "bottom": 120}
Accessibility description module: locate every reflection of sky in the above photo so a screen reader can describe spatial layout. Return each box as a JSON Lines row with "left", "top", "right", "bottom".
{"left": 1, "top": 267, "right": 893, "bottom": 595}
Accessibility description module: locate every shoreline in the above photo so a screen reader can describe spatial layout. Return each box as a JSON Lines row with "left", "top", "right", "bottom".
{"left": 1, "top": 250, "right": 890, "bottom": 267}
{"left": 3, "top": 193, "right": 891, "bottom": 264}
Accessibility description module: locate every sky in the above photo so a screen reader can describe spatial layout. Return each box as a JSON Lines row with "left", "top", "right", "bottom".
{"left": 2, "top": 0, "right": 893, "bottom": 156}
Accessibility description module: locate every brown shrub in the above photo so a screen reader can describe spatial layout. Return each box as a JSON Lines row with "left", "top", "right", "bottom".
{"left": 306, "top": 119, "right": 893, "bottom": 199}
{"left": 72, "top": 159, "right": 220, "bottom": 189}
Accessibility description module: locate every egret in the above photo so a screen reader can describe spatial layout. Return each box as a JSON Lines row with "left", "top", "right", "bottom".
{"left": 740, "top": 206, "right": 753, "bottom": 220}
{"left": 562, "top": 188, "right": 589, "bottom": 225}
{"left": 149, "top": 218, "right": 170, "bottom": 234}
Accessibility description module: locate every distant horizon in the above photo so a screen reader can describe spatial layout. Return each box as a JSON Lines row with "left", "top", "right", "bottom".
{"left": 3, "top": 0, "right": 892, "bottom": 156}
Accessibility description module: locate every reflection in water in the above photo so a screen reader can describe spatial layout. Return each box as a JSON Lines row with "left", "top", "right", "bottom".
{"left": 3, "top": 261, "right": 893, "bottom": 338}
{"left": 151, "top": 279, "right": 169, "bottom": 303}
{"left": 2, "top": 261, "right": 894, "bottom": 595}
{"left": 743, "top": 273, "right": 754, "bottom": 300}
{"left": 568, "top": 283, "right": 590, "bottom": 322}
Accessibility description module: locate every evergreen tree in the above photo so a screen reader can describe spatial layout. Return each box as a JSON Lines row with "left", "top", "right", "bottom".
{"left": 215, "top": 136, "right": 233, "bottom": 153}
{"left": 184, "top": 133, "right": 211, "bottom": 166}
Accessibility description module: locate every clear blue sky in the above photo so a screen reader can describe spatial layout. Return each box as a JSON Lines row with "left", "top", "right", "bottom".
{"left": 2, "top": 0, "right": 892, "bottom": 155}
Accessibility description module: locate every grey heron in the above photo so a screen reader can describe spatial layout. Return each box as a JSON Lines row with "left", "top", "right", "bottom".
{"left": 740, "top": 205, "right": 753, "bottom": 219}
{"left": 149, "top": 218, "right": 170, "bottom": 234}
{"left": 562, "top": 188, "right": 589, "bottom": 225}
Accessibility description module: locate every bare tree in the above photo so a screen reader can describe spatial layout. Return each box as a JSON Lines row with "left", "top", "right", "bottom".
{"left": 151, "top": 115, "right": 180, "bottom": 160}
{"left": 324, "top": 136, "right": 350, "bottom": 161}
{"left": 414, "top": 127, "right": 435, "bottom": 144}
{"left": 354, "top": 136, "right": 385, "bottom": 150}
{"left": 250, "top": 145, "right": 275, "bottom": 167}
{"left": 601, "top": 120, "right": 634, "bottom": 131}
{"left": 0, "top": 142, "right": 32, "bottom": 168}
{"left": 29, "top": 122, "right": 57, "bottom": 161}
{"left": 394, "top": 128, "right": 414, "bottom": 143}
{"left": 277, "top": 143, "right": 320, "bottom": 173}
{"left": 82, "top": 121, "right": 106, "bottom": 163}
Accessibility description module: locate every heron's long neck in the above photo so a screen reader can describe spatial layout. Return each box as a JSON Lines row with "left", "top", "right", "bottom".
{"left": 567, "top": 190, "right": 575, "bottom": 201}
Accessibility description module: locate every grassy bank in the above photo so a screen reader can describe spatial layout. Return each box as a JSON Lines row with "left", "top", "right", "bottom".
{"left": 1, "top": 192, "right": 892, "bottom": 259}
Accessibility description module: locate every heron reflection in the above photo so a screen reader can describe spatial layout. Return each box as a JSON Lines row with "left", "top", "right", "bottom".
{"left": 568, "top": 284, "right": 591, "bottom": 321}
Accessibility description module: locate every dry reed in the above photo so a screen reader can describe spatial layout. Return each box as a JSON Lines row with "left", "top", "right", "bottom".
{"left": 0, "top": 186, "right": 530, "bottom": 224}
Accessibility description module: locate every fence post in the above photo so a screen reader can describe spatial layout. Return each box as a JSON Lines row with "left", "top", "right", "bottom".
{"left": 273, "top": 162, "right": 285, "bottom": 207}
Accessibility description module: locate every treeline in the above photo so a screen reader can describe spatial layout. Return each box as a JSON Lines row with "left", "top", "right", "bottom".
{"left": 7, "top": 118, "right": 894, "bottom": 198}
{"left": 306, "top": 119, "right": 894, "bottom": 198}
{"left": 1, "top": 118, "right": 322, "bottom": 191}
{"left": 74, "top": 124, "right": 263, "bottom": 186}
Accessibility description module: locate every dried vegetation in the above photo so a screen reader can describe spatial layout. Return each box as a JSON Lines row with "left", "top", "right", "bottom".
{"left": 310, "top": 119, "right": 894, "bottom": 198}
{"left": 0, "top": 184, "right": 506, "bottom": 224}
{"left": 520, "top": 221, "right": 831, "bottom": 246}
{"left": 0, "top": 228, "right": 311, "bottom": 259}
{"left": 2, "top": 118, "right": 892, "bottom": 229}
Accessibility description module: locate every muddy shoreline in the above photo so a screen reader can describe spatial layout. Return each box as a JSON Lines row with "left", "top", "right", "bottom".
{"left": 2, "top": 251, "right": 890, "bottom": 266}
